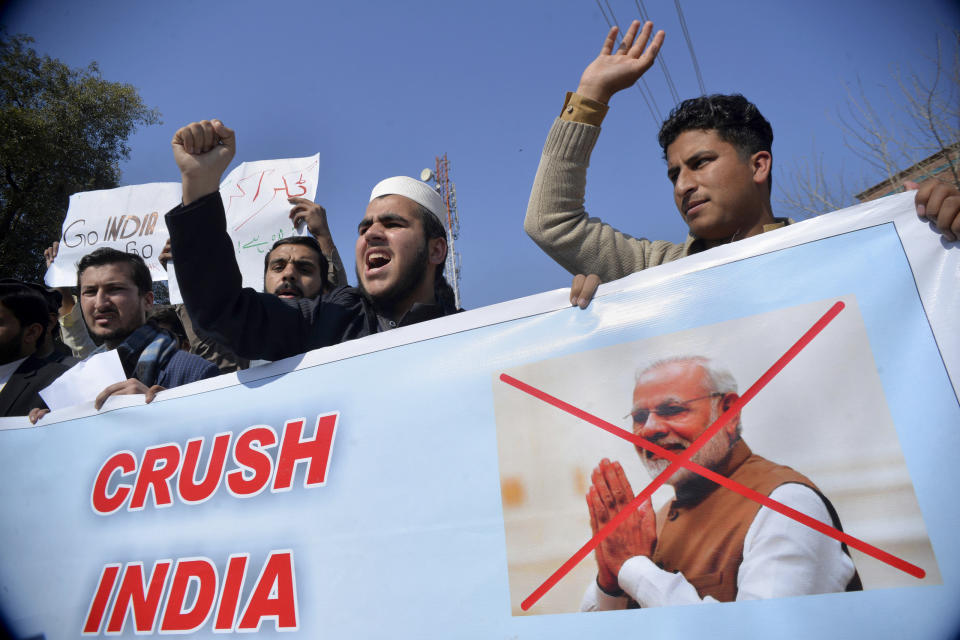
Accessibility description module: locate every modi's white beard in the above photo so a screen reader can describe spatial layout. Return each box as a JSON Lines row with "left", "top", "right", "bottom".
{"left": 641, "top": 407, "right": 733, "bottom": 488}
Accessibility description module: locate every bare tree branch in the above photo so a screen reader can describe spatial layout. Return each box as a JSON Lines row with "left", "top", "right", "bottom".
{"left": 778, "top": 31, "right": 959, "bottom": 218}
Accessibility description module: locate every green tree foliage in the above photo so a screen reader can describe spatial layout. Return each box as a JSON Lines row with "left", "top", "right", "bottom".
{"left": 0, "top": 34, "right": 160, "bottom": 283}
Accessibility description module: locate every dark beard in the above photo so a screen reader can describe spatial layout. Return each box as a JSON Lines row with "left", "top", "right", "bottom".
{"left": 0, "top": 329, "right": 25, "bottom": 365}
{"left": 356, "top": 241, "right": 429, "bottom": 314}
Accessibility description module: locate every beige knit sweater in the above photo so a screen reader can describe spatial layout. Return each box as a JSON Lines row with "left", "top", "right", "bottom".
{"left": 524, "top": 117, "right": 695, "bottom": 282}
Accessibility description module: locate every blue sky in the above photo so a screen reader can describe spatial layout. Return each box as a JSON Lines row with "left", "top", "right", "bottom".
{"left": 3, "top": 0, "right": 958, "bottom": 308}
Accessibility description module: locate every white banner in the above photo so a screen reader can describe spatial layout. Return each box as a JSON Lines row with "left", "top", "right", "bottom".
{"left": 6, "top": 192, "right": 958, "bottom": 639}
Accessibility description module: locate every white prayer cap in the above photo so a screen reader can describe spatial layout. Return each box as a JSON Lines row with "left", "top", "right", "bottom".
{"left": 369, "top": 176, "right": 445, "bottom": 224}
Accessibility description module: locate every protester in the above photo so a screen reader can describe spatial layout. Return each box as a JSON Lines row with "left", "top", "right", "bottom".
{"left": 0, "top": 282, "right": 69, "bottom": 417}
{"left": 157, "top": 231, "right": 340, "bottom": 373}
{"left": 29, "top": 248, "right": 218, "bottom": 422}
{"left": 76, "top": 247, "right": 217, "bottom": 403}
{"left": 581, "top": 356, "right": 860, "bottom": 609}
{"left": 0, "top": 278, "right": 77, "bottom": 366}
{"left": 261, "top": 235, "right": 332, "bottom": 299}
{"left": 525, "top": 21, "right": 960, "bottom": 308}
{"left": 164, "top": 119, "right": 459, "bottom": 362}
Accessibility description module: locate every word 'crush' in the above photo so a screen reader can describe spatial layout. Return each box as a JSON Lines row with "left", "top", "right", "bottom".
{"left": 91, "top": 414, "right": 339, "bottom": 515}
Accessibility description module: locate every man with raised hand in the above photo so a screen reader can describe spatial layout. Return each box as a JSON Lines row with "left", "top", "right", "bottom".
{"left": 526, "top": 21, "right": 960, "bottom": 308}
{"left": 581, "top": 356, "right": 860, "bottom": 610}
{"left": 287, "top": 197, "right": 349, "bottom": 289}
{"left": 164, "top": 119, "right": 459, "bottom": 362}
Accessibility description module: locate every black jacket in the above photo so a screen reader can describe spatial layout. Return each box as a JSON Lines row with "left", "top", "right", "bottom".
{"left": 0, "top": 355, "right": 69, "bottom": 417}
{"left": 166, "top": 192, "right": 452, "bottom": 362}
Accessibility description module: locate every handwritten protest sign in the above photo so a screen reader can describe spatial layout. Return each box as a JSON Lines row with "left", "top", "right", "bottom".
{"left": 44, "top": 183, "right": 181, "bottom": 287}
{"left": 4, "top": 193, "right": 958, "bottom": 638}
{"left": 44, "top": 155, "right": 320, "bottom": 299}
{"left": 167, "top": 154, "right": 320, "bottom": 303}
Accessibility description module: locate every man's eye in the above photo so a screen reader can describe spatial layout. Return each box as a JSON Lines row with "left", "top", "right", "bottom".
{"left": 657, "top": 404, "right": 688, "bottom": 417}
{"left": 632, "top": 410, "right": 651, "bottom": 424}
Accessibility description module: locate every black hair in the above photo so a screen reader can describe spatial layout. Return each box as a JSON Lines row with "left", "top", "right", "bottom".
{"left": 0, "top": 278, "right": 61, "bottom": 314}
{"left": 0, "top": 282, "right": 50, "bottom": 342}
{"left": 658, "top": 94, "right": 773, "bottom": 188}
{"left": 147, "top": 305, "right": 187, "bottom": 343}
{"left": 76, "top": 247, "right": 152, "bottom": 294}
{"left": 411, "top": 204, "right": 459, "bottom": 313}
{"left": 264, "top": 236, "right": 330, "bottom": 292}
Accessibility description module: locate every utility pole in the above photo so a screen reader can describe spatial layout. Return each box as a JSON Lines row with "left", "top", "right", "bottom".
{"left": 420, "top": 153, "right": 462, "bottom": 309}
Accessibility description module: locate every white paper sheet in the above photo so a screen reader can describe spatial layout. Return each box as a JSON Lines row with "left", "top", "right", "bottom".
{"left": 38, "top": 350, "right": 127, "bottom": 412}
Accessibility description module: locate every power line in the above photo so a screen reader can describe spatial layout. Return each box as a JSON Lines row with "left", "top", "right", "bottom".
{"left": 593, "top": 0, "right": 659, "bottom": 126}
{"left": 598, "top": 0, "right": 663, "bottom": 124}
{"left": 595, "top": 0, "right": 613, "bottom": 27}
{"left": 674, "top": 0, "right": 706, "bottom": 94}
{"left": 634, "top": 0, "right": 681, "bottom": 105}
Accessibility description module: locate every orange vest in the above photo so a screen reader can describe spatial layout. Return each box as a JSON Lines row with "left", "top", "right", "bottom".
{"left": 649, "top": 440, "right": 861, "bottom": 602}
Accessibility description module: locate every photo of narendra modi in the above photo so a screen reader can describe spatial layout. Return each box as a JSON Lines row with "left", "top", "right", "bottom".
{"left": 492, "top": 294, "right": 940, "bottom": 616}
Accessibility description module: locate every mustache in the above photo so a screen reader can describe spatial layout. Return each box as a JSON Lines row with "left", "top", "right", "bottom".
{"left": 273, "top": 283, "right": 304, "bottom": 297}
{"left": 637, "top": 431, "right": 691, "bottom": 459}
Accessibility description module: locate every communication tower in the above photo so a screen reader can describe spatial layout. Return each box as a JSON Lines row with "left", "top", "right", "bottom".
{"left": 420, "top": 154, "right": 462, "bottom": 309}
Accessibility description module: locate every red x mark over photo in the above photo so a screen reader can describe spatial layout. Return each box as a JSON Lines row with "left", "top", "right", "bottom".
{"left": 499, "top": 301, "right": 924, "bottom": 611}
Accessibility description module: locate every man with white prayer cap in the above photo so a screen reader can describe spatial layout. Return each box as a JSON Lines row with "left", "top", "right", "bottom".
{"left": 164, "top": 119, "right": 460, "bottom": 361}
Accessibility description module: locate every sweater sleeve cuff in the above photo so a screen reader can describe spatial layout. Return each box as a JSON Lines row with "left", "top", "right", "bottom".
{"left": 542, "top": 118, "right": 602, "bottom": 166}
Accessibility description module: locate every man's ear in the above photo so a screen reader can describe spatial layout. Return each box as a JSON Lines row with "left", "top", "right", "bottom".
{"left": 750, "top": 151, "right": 772, "bottom": 186}
{"left": 721, "top": 392, "right": 741, "bottom": 436}
{"left": 721, "top": 392, "right": 739, "bottom": 412}
{"left": 22, "top": 322, "right": 44, "bottom": 350}
{"left": 143, "top": 290, "right": 155, "bottom": 311}
{"left": 428, "top": 236, "right": 447, "bottom": 266}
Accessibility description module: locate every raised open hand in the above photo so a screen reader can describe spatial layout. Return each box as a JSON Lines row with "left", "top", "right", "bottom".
{"left": 577, "top": 20, "right": 665, "bottom": 104}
